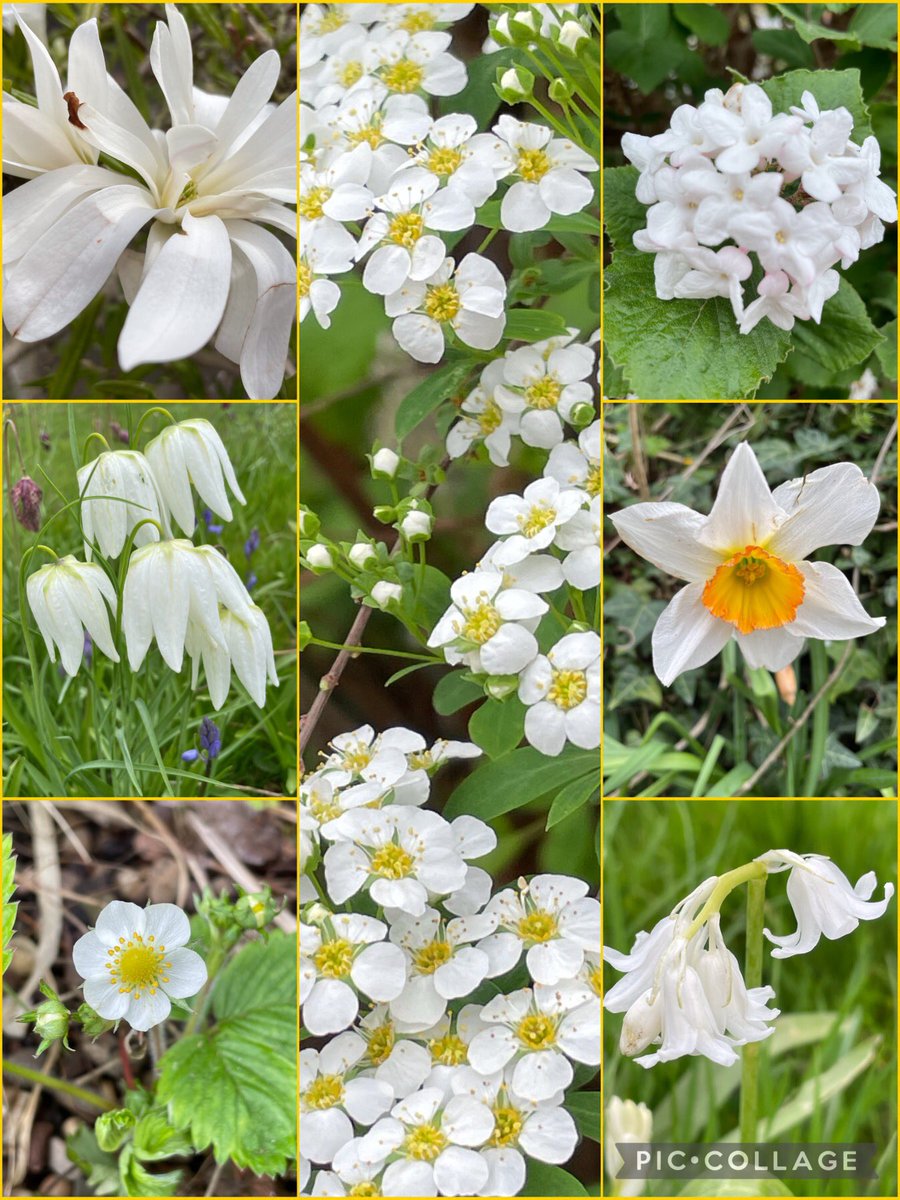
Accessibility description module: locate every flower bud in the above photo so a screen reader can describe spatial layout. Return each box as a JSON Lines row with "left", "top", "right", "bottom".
{"left": 371, "top": 581, "right": 403, "bottom": 609}
{"left": 19, "top": 982, "right": 72, "bottom": 1056}
{"left": 306, "top": 902, "right": 331, "bottom": 926}
{"left": 234, "top": 888, "right": 279, "bottom": 930}
{"left": 299, "top": 506, "right": 320, "bottom": 539}
{"left": 349, "top": 541, "right": 377, "bottom": 568}
{"left": 569, "top": 402, "right": 597, "bottom": 429}
{"left": 491, "top": 12, "right": 514, "bottom": 44}
{"left": 484, "top": 674, "right": 519, "bottom": 700}
{"left": 502, "top": 9, "right": 538, "bottom": 42}
{"left": 372, "top": 448, "right": 400, "bottom": 478}
{"left": 306, "top": 544, "right": 333, "bottom": 571}
{"left": 558, "top": 19, "right": 589, "bottom": 52}
{"left": 373, "top": 504, "right": 397, "bottom": 524}
{"left": 620, "top": 988, "right": 662, "bottom": 1057}
{"left": 74, "top": 1003, "right": 116, "bottom": 1040}
{"left": 549, "top": 77, "right": 575, "bottom": 103}
{"left": 399, "top": 511, "right": 433, "bottom": 542}
{"left": 299, "top": 621, "right": 313, "bottom": 651}
{"left": 11, "top": 476, "right": 42, "bottom": 532}
{"left": 498, "top": 65, "right": 534, "bottom": 102}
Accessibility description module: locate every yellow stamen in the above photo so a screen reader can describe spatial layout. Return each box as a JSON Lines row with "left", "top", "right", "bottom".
{"left": 299, "top": 262, "right": 312, "bottom": 298}
{"left": 702, "top": 544, "right": 804, "bottom": 635}
{"left": 404, "top": 1123, "right": 448, "bottom": 1161}
{"left": 388, "top": 212, "right": 425, "bottom": 248}
{"left": 547, "top": 668, "right": 588, "bottom": 710}
{"left": 381, "top": 59, "right": 425, "bottom": 93}
{"left": 426, "top": 145, "right": 463, "bottom": 176}
{"left": 517, "top": 148, "right": 551, "bottom": 182}
{"left": 515, "top": 1012, "right": 558, "bottom": 1050}
{"left": 413, "top": 939, "right": 453, "bottom": 974}
{"left": 517, "top": 911, "right": 558, "bottom": 942}
{"left": 424, "top": 282, "right": 461, "bottom": 323}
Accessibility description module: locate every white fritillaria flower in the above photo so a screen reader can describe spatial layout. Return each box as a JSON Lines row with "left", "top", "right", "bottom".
{"left": 486, "top": 478, "right": 585, "bottom": 568}
{"left": 427, "top": 569, "right": 548, "bottom": 674}
{"left": 605, "top": 1097, "right": 653, "bottom": 1198}
{"left": 759, "top": 850, "right": 894, "bottom": 957}
{"left": 184, "top": 604, "right": 280, "bottom": 710}
{"left": 144, "top": 419, "right": 246, "bottom": 536}
{"left": 77, "top": 450, "right": 171, "bottom": 559}
{"left": 27, "top": 556, "right": 119, "bottom": 676}
{"left": 492, "top": 115, "right": 598, "bottom": 232}
{"left": 72, "top": 900, "right": 207, "bottom": 1032}
{"left": 495, "top": 340, "right": 596, "bottom": 449}
{"left": 610, "top": 442, "right": 885, "bottom": 685}
{"left": 300, "top": 1032, "right": 395, "bottom": 1164}
{"left": 300, "top": 913, "right": 407, "bottom": 1036}
{"left": 388, "top": 907, "right": 497, "bottom": 1028}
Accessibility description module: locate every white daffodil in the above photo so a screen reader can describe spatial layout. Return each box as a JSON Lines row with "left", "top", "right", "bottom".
{"left": 478, "top": 874, "right": 599, "bottom": 985}
{"left": 427, "top": 569, "right": 548, "bottom": 674}
{"left": 492, "top": 115, "right": 598, "bottom": 233}
{"left": 183, "top": 603, "right": 279, "bottom": 710}
{"left": 144, "top": 418, "right": 246, "bottom": 536}
{"left": 495, "top": 340, "right": 596, "bottom": 449}
{"left": 386, "top": 252, "right": 507, "bottom": 363}
{"left": 545, "top": 421, "right": 601, "bottom": 497}
{"left": 446, "top": 360, "right": 521, "bottom": 467}
{"left": 605, "top": 1096, "right": 653, "bottom": 1198}
{"left": 72, "top": 900, "right": 207, "bottom": 1032}
{"left": 759, "top": 850, "right": 894, "bottom": 957}
{"left": 300, "top": 1032, "right": 395, "bottom": 1164}
{"left": 610, "top": 442, "right": 885, "bottom": 685}
{"left": 555, "top": 496, "right": 601, "bottom": 590}
{"left": 486, "top": 478, "right": 586, "bottom": 568}
{"left": 77, "top": 450, "right": 171, "bottom": 560}
{"left": 300, "top": 913, "right": 407, "bottom": 1036}
{"left": 27, "top": 556, "right": 119, "bottom": 676}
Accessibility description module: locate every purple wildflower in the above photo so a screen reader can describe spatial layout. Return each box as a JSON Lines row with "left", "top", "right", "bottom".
{"left": 203, "top": 508, "right": 224, "bottom": 535}
{"left": 244, "top": 528, "right": 260, "bottom": 560}
{"left": 181, "top": 749, "right": 200, "bottom": 763}
{"left": 200, "top": 717, "right": 221, "bottom": 760}
{"left": 11, "top": 476, "right": 42, "bottom": 531}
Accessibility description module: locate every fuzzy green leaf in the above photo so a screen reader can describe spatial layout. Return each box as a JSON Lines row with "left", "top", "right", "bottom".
{"left": 791, "top": 278, "right": 883, "bottom": 373}
{"left": 875, "top": 318, "right": 898, "bottom": 380}
{"left": 602, "top": 166, "right": 646, "bottom": 250}
{"left": 758, "top": 68, "right": 873, "bottom": 141}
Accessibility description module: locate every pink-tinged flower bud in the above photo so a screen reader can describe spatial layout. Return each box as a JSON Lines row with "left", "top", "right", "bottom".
{"left": 11, "top": 476, "right": 42, "bottom": 531}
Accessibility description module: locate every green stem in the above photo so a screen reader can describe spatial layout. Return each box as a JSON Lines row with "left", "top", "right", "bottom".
{"left": 310, "top": 637, "right": 437, "bottom": 663}
{"left": 567, "top": 585, "right": 587, "bottom": 623}
{"left": 476, "top": 227, "right": 500, "bottom": 254}
{"left": 132, "top": 406, "right": 177, "bottom": 449}
{"left": 684, "top": 860, "right": 767, "bottom": 942}
{"left": 739, "top": 876, "right": 767, "bottom": 1142}
{"left": 802, "top": 640, "right": 829, "bottom": 797}
{"left": 184, "top": 943, "right": 228, "bottom": 1037}
{"left": 81, "top": 432, "right": 110, "bottom": 464}
{"left": 3, "top": 1060, "right": 113, "bottom": 1110}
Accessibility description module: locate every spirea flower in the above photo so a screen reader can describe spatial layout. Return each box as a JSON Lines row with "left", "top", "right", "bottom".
{"left": 610, "top": 442, "right": 885, "bottom": 685}
{"left": 144, "top": 419, "right": 246, "bottom": 537}
{"left": 301, "top": 912, "right": 407, "bottom": 1036}
{"left": 77, "top": 450, "right": 171, "bottom": 559}
{"left": 492, "top": 115, "right": 598, "bottom": 233}
{"left": 27, "top": 555, "right": 119, "bottom": 676}
{"left": 72, "top": 900, "right": 207, "bottom": 1032}
{"left": 485, "top": 479, "right": 585, "bottom": 568}
{"left": 427, "top": 570, "right": 548, "bottom": 674}
{"left": 300, "top": 1032, "right": 395, "bottom": 1164}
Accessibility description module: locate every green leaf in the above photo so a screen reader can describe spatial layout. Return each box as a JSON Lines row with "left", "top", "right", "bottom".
{"left": 95, "top": 1109, "right": 136, "bottom": 1153}
{"left": 66, "top": 1125, "right": 120, "bottom": 1196}
{"left": 846, "top": 3, "right": 897, "bottom": 50}
{"left": 604, "top": 250, "right": 792, "bottom": 399}
{"left": 2, "top": 832, "right": 17, "bottom": 976}
{"left": 157, "top": 933, "right": 296, "bottom": 1175}
{"left": 771, "top": 3, "right": 860, "bottom": 48}
{"left": 617, "top": 3, "right": 670, "bottom": 39}
{"left": 679, "top": 1182, "right": 794, "bottom": 1197}
{"left": 402, "top": 564, "right": 452, "bottom": 631}
{"left": 673, "top": 4, "right": 730, "bottom": 45}
{"left": 522, "top": 1161, "right": 589, "bottom": 1196}
{"left": 440, "top": 45, "right": 516, "bottom": 128}
{"left": 546, "top": 771, "right": 599, "bottom": 829}
{"left": 564, "top": 1090, "right": 601, "bottom": 1141}
{"left": 504, "top": 308, "right": 569, "bottom": 342}
{"left": 603, "top": 167, "right": 646, "bottom": 250}
{"left": 119, "top": 1145, "right": 183, "bottom": 1199}
{"left": 468, "top": 698, "right": 525, "bottom": 759}
{"left": 132, "top": 1110, "right": 193, "bottom": 1162}
{"left": 875, "top": 317, "right": 898, "bottom": 380}
{"left": 751, "top": 28, "right": 816, "bottom": 69}
{"left": 475, "top": 199, "right": 598, "bottom": 236}
{"left": 791, "top": 278, "right": 883, "bottom": 373}
{"left": 433, "top": 671, "right": 484, "bottom": 715}
{"left": 395, "top": 361, "right": 474, "bottom": 441}
{"left": 758, "top": 68, "right": 873, "bottom": 141}
{"left": 443, "top": 746, "right": 597, "bottom": 820}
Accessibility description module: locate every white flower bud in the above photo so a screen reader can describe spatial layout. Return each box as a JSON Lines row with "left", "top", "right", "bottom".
{"left": 399, "top": 511, "right": 433, "bottom": 542}
{"left": 349, "top": 542, "right": 377, "bottom": 568}
{"left": 559, "top": 19, "right": 588, "bottom": 52}
{"left": 619, "top": 988, "right": 662, "bottom": 1057}
{"left": 372, "top": 448, "right": 400, "bottom": 478}
{"left": 306, "top": 544, "right": 333, "bottom": 570}
{"left": 371, "top": 581, "right": 403, "bottom": 609}
{"left": 500, "top": 67, "right": 531, "bottom": 100}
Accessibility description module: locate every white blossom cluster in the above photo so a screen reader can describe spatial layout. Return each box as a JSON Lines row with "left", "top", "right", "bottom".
{"left": 299, "top": 3, "right": 599, "bottom": 357}
{"left": 622, "top": 82, "right": 898, "bottom": 334}
{"left": 300, "top": 725, "right": 599, "bottom": 1197}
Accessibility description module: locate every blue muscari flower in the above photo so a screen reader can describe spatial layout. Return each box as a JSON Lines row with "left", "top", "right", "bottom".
{"left": 244, "top": 527, "right": 260, "bottom": 560}
{"left": 246, "top": 571, "right": 258, "bottom": 591}
{"left": 181, "top": 749, "right": 200, "bottom": 763}
{"left": 200, "top": 716, "right": 221, "bottom": 760}
{"left": 203, "top": 508, "right": 224, "bottom": 535}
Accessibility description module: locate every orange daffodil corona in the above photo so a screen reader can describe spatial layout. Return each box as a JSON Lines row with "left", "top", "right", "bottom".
{"left": 610, "top": 442, "right": 884, "bottom": 685}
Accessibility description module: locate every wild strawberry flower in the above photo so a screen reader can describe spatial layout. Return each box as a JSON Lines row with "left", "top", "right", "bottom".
{"left": 26, "top": 556, "right": 119, "bottom": 677}
{"left": 77, "top": 451, "right": 171, "bottom": 560}
{"left": 301, "top": 912, "right": 408, "bottom": 1036}
{"left": 72, "top": 900, "right": 207, "bottom": 1032}
{"left": 300, "top": 1032, "right": 395, "bottom": 1164}
{"left": 144, "top": 418, "right": 246, "bottom": 537}
{"left": 609, "top": 441, "right": 885, "bottom": 685}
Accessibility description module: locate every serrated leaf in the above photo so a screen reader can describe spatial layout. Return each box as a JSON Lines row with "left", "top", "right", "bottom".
{"left": 2, "top": 833, "right": 17, "bottom": 977}
{"left": 875, "top": 317, "right": 898, "bottom": 379}
{"left": 546, "top": 772, "right": 599, "bottom": 829}
{"left": 132, "top": 1109, "right": 193, "bottom": 1162}
{"left": 791, "top": 278, "right": 883, "bottom": 373}
{"left": 395, "top": 361, "right": 474, "bottom": 441}
{"left": 66, "top": 1125, "right": 120, "bottom": 1196}
{"left": 157, "top": 933, "right": 296, "bottom": 1175}
{"left": 771, "top": 3, "right": 860, "bottom": 49}
{"left": 603, "top": 166, "right": 646, "bottom": 249}
{"left": 758, "top": 67, "right": 873, "bottom": 141}
{"left": 468, "top": 698, "right": 525, "bottom": 759}
{"left": 119, "top": 1145, "right": 183, "bottom": 1199}
{"left": 443, "top": 746, "right": 596, "bottom": 820}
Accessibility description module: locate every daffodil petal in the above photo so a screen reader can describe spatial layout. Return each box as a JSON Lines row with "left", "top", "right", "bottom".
{"left": 695, "top": 443, "right": 787, "bottom": 555}
{"left": 769, "top": 462, "right": 881, "bottom": 561}
{"left": 651, "top": 583, "right": 733, "bottom": 686}
{"left": 789, "top": 560, "right": 886, "bottom": 639}
{"left": 609, "top": 502, "right": 722, "bottom": 584}
{"left": 735, "top": 626, "right": 803, "bottom": 672}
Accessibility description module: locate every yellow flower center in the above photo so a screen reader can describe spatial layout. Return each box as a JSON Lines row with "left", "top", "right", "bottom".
{"left": 340, "top": 61, "right": 364, "bottom": 88}
{"left": 367, "top": 1021, "right": 395, "bottom": 1065}
{"left": 381, "top": 59, "right": 425, "bottom": 93}
{"left": 413, "top": 939, "right": 453, "bottom": 974}
{"left": 316, "top": 12, "right": 345, "bottom": 32}
{"left": 313, "top": 937, "right": 355, "bottom": 978}
{"left": 299, "top": 262, "right": 312, "bottom": 298}
{"left": 775, "top": 229, "right": 787, "bottom": 244}
{"left": 408, "top": 750, "right": 433, "bottom": 770}
{"left": 427, "top": 146, "right": 464, "bottom": 176}
{"left": 349, "top": 1186, "right": 380, "bottom": 1197}
{"left": 588, "top": 962, "right": 602, "bottom": 995}
{"left": 400, "top": 8, "right": 436, "bottom": 32}
{"left": 105, "top": 933, "right": 170, "bottom": 999}
{"left": 478, "top": 401, "right": 503, "bottom": 434}
{"left": 305, "top": 1074, "right": 345, "bottom": 1109}
{"left": 702, "top": 544, "right": 804, "bottom": 635}
{"left": 370, "top": 843, "right": 415, "bottom": 880}
{"left": 585, "top": 464, "right": 601, "bottom": 496}
{"left": 424, "top": 282, "right": 461, "bottom": 323}
{"left": 460, "top": 599, "right": 502, "bottom": 644}
{"left": 341, "top": 747, "right": 372, "bottom": 772}
{"left": 489, "top": 1104, "right": 524, "bottom": 1147}
{"left": 517, "top": 148, "right": 551, "bottom": 182}
{"left": 518, "top": 503, "right": 557, "bottom": 539}
{"left": 348, "top": 116, "right": 384, "bottom": 149}
{"left": 547, "top": 668, "right": 588, "bottom": 710}
{"left": 516, "top": 1012, "right": 558, "bottom": 1051}
{"left": 525, "top": 376, "right": 562, "bottom": 410}
{"left": 405, "top": 1123, "right": 448, "bottom": 1161}
{"left": 517, "top": 911, "right": 558, "bottom": 942}
{"left": 299, "top": 185, "right": 332, "bottom": 221}
{"left": 428, "top": 1033, "right": 468, "bottom": 1065}
{"left": 388, "top": 212, "right": 425, "bottom": 247}
{"left": 309, "top": 793, "right": 342, "bottom": 823}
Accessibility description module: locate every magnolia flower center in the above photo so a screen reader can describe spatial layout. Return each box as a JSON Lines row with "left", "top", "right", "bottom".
{"left": 517, "top": 910, "right": 558, "bottom": 942}
{"left": 401, "top": 9, "right": 436, "bottom": 32}
{"left": 366, "top": 1021, "right": 395, "bottom": 1065}
{"left": 370, "top": 842, "right": 415, "bottom": 879}
{"left": 518, "top": 503, "right": 557, "bottom": 538}
{"left": 424, "top": 282, "right": 461, "bottom": 322}
{"left": 427, "top": 145, "right": 464, "bottom": 176}
{"left": 516, "top": 1012, "right": 558, "bottom": 1050}
{"left": 404, "top": 1123, "right": 448, "bottom": 1161}
{"left": 389, "top": 212, "right": 425, "bottom": 247}
{"left": 300, "top": 186, "right": 333, "bottom": 221}
{"left": 177, "top": 179, "right": 199, "bottom": 205}
{"left": 106, "top": 933, "right": 170, "bottom": 998}
{"left": 586, "top": 465, "right": 601, "bottom": 496}
{"left": 429, "top": 1033, "right": 468, "bottom": 1064}
{"left": 517, "top": 148, "right": 551, "bottom": 182}
{"left": 548, "top": 667, "right": 588, "bottom": 710}
{"left": 340, "top": 61, "right": 364, "bottom": 88}
{"left": 459, "top": 599, "right": 502, "bottom": 644}
{"left": 489, "top": 1104, "right": 524, "bottom": 1147}
{"left": 413, "top": 938, "right": 453, "bottom": 974}
{"left": 525, "top": 377, "right": 562, "bottom": 409}
{"left": 702, "top": 544, "right": 804, "bottom": 635}
{"left": 478, "top": 401, "right": 504, "bottom": 434}
{"left": 382, "top": 59, "right": 425, "bottom": 93}
{"left": 305, "top": 1074, "right": 345, "bottom": 1109}
{"left": 314, "top": 937, "right": 355, "bottom": 978}
{"left": 299, "top": 263, "right": 313, "bottom": 298}
{"left": 349, "top": 1186, "right": 380, "bottom": 1197}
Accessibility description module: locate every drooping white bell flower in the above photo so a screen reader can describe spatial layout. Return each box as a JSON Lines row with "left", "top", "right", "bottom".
{"left": 26, "top": 555, "right": 119, "bottom": 676}
{"left": 183, "top": 603, "right": 279, "bottom": 710}
{"left": 77, "top": 450, "right": 171, "bottom": 559}
{"left": 144, "top": 418, "right": 246, "bottom": 536}
{"left": 758, "top": 849, "right": 894, "bottom": 957}
{"left": 610, "top": 442, "right": 885, "bottom": 685}
{"left": 605, "top": 1096, "right": 653, "bottom": 1199}
{"left": 72, "top": 900, "right": 207, "bottom": 1032}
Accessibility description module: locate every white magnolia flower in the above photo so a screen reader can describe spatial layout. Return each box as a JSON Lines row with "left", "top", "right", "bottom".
{"left": 555, "top": 496, "right": 601, "bottom": 589}
{"left": 72, "top": 900, "right": 207, "bottom": 1032}
{"left": 77, "top": 450, "right": 171, "bottom": 560}
{"left": 610, "top": 441, "right": 885, "bottom": 685}
{"left": 605, "top": 1097, "right": 652, "bottom": 1198}
{"left": 492, "top": 115, "right": 598, "bottom": 232}
{"left": 495, "top": 340, "right": 595, "bottom": 449}
{"left": 300, "top": 1032, "right": 395, "bottom": 1164}
{"left": 144, "top": 419, "right": 246, "bottom": 536}
{"left": 427, "top": 569, "right": 548, "bottom": 674}
{"left": 478, "top": 874, "right": 599, "bottom": 985}
{"left": 759, "top": 850, "right": 894, "bottom": 957}
{"left": 300, "top": 913, "right": 407, "bottom": 1036}
{"left": 27, "top": 556, "right": 119, "bottom": 676}
{"left": 544, "top": 421, "right": 601, "bottom": 497}
{"left": 486, "top": 479, "right": 585, "bottom": 568}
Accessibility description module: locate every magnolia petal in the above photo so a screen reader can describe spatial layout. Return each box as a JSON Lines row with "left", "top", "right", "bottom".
{"left": 150, "top": 7, "right": 194, "bottom": 126}
{"left": 66, "top": 19, "right": 109, "bottom": 112}
{"left": 225, "top": 221, "right": 296, "bottom": 399}
{"left": 769, "top": 462, "right": 881, "bottom": 561}
{"left": 652, "top": 582, "right": 733, "bottom": 686}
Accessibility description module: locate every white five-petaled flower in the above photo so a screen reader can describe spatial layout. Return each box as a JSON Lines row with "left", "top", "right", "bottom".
{"left": 492, "top": 115, "right": 598, "bottom": 233}
{"left": 72, "top": 900, "right": 207, "bottom": 1032}
{"left": 144, "top": 418, "right": 246, "bottom": 536}
{"left": 395, "top": 112, "right": 505, "bottom": 205}
{"left": 300, "top": 1031, "right": 395, "bottom": 1164}
{"left": 77, "top": 450, "right": 171, "bottom": 560}
{"left": 758, "top": 850, "right": 894, "bottom": 957}
{"left": 427, "top": 569, "right": 548, "bottom": 674}
{"left": 494, "top": 339, "right": 596, "bottom": 449}
{"left": 610, "top": 442, "right": 885, "bottom": 685}
{"left": 517, "top": 631, "right": 601, "bottom": 756}
{"left": 486, "top": 478, "right": 586, "bottom": 568}
{"left": 544, "top": 421, "right": 601, "bottom": 497}
{"left": 555, "top": 496, "right": 600, "bottom": 590}
{"left": 26, "top": 555, "right": 119, "bottom": 676}
{"left": 301, "top": 913, "right": 408, "bottom": 1036}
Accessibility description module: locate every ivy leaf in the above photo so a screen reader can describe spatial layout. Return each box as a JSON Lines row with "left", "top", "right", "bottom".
{"left": 875, "top": 317, "right": 898, "bottom": 380}
{"left": 443, "top": 746, "right": 597, "bottom": 820}
{"left": 791, "top": 278, "right": 884, "bottom": 373}
{"left": 395, "top": 361, "right": 473, "bottom": 441}
{"left": 157, "top": 932, "right": 296, "bottom": 1176}
{"left": 758, "top": 68, "right": 873, "bottom": 141}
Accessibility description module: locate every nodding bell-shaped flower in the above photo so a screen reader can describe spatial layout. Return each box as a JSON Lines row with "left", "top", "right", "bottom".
{"left": 144, "top": 419, "right": 246, "bottom": 537}
{"left": 605, "top": 1096, "right": 653, "bottom": 1198}
{"left": 758, "top": 849, "right": 894, "bottom": 958}
{"left": 184, "top": 604, "right": 279, "bottom": 710}
{"left": 26, "top": 556, "right": 119, "bottom": 676}
{"left": 77, "top": 450, "right": 171, "bottom": 560}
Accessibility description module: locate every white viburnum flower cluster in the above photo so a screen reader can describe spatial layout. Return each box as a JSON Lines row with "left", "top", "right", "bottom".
{"left": 301, "top": 728, "right": 599, "bottom": 1197}
{"left": 3, "top": 4, "right": 296, "bottom": 398}
{"left": 604, "top": 852, "right": 893, "bottom": 1069}
{"left": 300, "top": 4, "right": 598, "bottom": 358}
{"left": 622, "top": 82, "right": 898, "bottom": 334}
{"left": 26, "top": 418, "right": 278, "bottom": 711}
